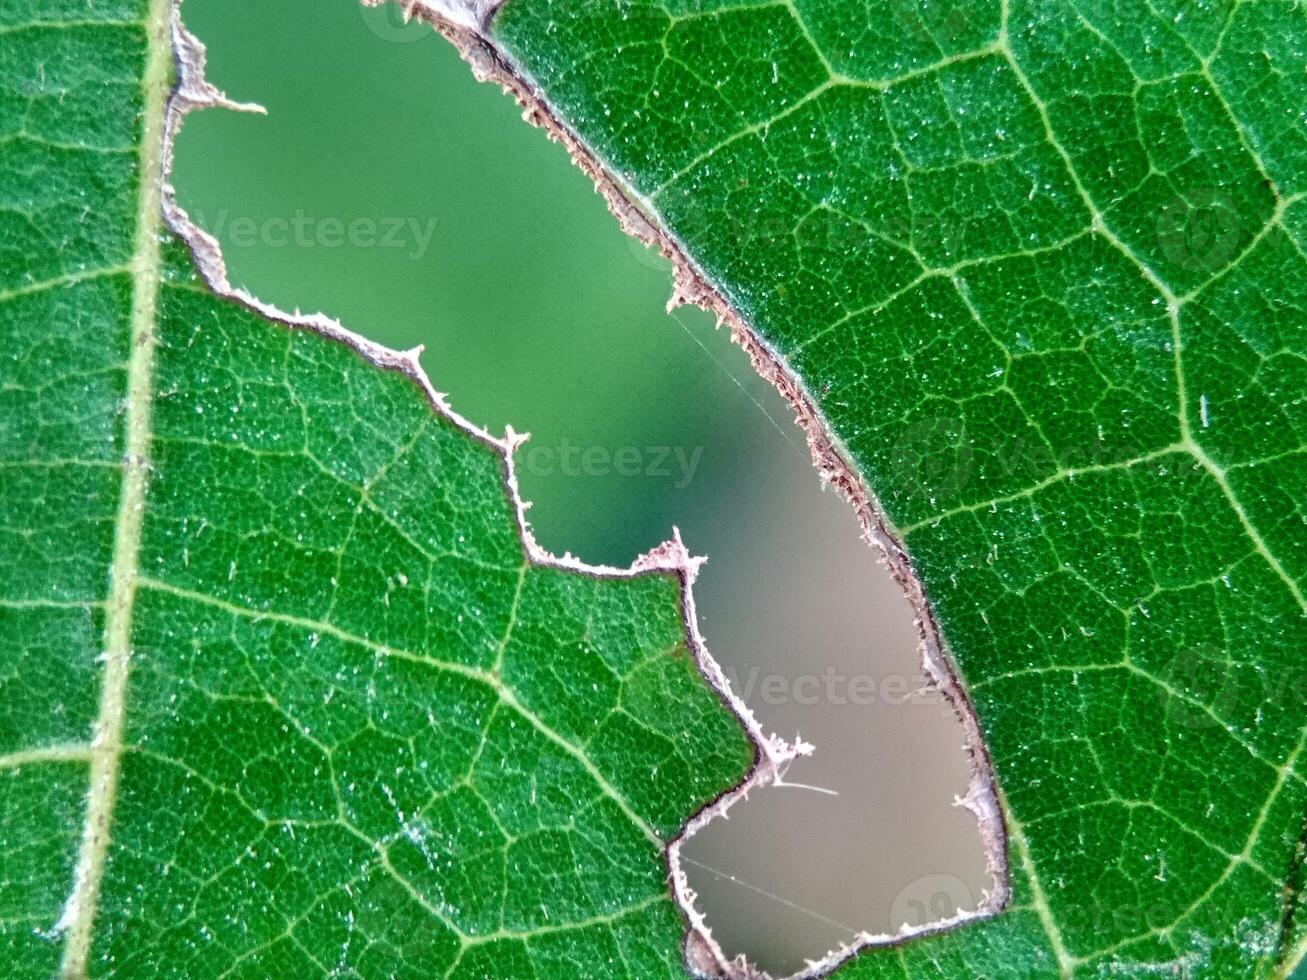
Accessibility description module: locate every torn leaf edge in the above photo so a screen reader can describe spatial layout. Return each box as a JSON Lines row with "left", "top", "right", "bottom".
{"left": 158, "top": 2, "right": 809, "bottom": 970}
{"left": 368, "top": 1, "right": 1014, "bottom": 978}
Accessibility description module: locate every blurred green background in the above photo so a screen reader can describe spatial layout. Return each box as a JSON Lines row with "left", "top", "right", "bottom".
{"left": 173, "top": 0, "right": 989, "bottom": 973}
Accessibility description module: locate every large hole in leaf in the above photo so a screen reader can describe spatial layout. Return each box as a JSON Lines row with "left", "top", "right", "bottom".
{"left": 172, "top": 0, "right": 991, "bottom": 972}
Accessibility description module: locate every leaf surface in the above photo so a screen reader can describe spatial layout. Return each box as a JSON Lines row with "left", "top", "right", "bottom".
{"left": 0, "top": 0, "right": 754, "bottom": 976}
{"left": 473, "top": 0, "right": 1307, "bottom": 975}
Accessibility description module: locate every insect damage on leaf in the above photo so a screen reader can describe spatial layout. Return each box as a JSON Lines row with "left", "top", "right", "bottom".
{"left": 389, "top": 0, "right": 1307, "bottom": 976}
{"left": 0, "top": 1, "right": 795, "bottom": 977}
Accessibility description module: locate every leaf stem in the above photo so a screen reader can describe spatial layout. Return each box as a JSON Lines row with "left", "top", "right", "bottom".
{"left": 57, "top": 0, "right": 172, "bottom": 972}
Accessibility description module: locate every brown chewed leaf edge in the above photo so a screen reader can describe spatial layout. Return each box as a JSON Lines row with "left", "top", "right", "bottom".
{"left": 368, "top": 0, "right": 1306, "bottom": 978}
{"left": 0, "top": 1, "right": 814, "bottom": 977}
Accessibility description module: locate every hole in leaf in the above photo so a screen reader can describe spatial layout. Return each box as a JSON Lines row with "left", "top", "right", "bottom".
{"left": 172, "top": 0, "right": 991, "bottom": 972}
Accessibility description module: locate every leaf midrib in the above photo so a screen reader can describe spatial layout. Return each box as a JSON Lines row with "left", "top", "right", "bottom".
{"left": 56, "top": 0, "right": 173, "bottom": 973}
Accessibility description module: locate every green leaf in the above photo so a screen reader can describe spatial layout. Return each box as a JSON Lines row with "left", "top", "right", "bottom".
{"left": 470, "top": 0, "right": 1307, "bottom": 975}
{"left": 0, "top": 1, "right": 756, "bottom": 976}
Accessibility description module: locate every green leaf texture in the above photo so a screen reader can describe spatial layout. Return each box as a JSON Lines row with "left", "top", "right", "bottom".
{"left": 0, "top": 0, "right": 754, "bottom": 976}
{"left": 486, "top": 0, "right": 1307, "bottom": 975}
